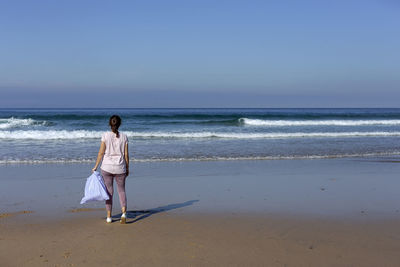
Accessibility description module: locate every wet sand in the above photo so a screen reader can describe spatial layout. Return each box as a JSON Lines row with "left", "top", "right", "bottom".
{"left": 1, "top": 158, "right": 400, "bottom": 266}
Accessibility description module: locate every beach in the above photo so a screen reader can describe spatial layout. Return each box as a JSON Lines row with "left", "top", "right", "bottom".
{"left": 1, "top": 158, "right": 400, "bottom": 266}
{"left": 1, "top": 0, "right": 399, "bottom": 263}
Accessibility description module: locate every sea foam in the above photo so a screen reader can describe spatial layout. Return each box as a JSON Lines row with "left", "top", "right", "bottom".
{"left": 0, "top": 117, "right": 48, "bottom": 129}
{"left": 1, "top": 151, "right": 400, "bottom": 164}
{"left": 1, "top": 130, "right": 400, "bottom": 140}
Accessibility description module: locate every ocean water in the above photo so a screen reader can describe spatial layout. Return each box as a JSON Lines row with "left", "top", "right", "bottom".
{"left": 1, "top": 108, "right": 400, "bottom": 164}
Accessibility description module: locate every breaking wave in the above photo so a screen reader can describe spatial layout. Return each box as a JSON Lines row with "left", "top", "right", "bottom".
{"left": 0, "top": 117, "right": 49, "bottom": 129}
{"left": 239, "top": 118, "right": 400, "bottom": 127}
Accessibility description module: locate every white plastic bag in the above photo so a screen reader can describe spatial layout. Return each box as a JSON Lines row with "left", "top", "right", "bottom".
{"left": 80, "top": 171, "right": 109, "bottom": 204}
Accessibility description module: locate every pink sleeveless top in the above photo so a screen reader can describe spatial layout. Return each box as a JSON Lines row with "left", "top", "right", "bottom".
{"left": 100, "top": 131, "right": 128, "bottom": 174}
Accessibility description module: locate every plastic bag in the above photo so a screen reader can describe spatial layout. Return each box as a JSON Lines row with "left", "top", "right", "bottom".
{"left": 80, "top": 171, "right": 109, "bottom": 204}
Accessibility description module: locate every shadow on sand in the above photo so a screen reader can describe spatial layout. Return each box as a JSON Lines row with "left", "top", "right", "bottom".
{"left": 112, "top": 200, "right": 199, "bottom": 224}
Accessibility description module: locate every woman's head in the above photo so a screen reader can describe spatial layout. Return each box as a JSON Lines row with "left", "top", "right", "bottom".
{"left": 109, "top": 115, "right": 121, "bottom": 138}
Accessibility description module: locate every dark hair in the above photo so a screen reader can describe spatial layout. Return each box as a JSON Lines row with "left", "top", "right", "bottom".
{"left": 109, "top": 115, "right": 121, "bottom": 138}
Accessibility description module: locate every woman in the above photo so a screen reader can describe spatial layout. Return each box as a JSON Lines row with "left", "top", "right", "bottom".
{"left": 92, "top": 115, "right": 129, "bottom": 224}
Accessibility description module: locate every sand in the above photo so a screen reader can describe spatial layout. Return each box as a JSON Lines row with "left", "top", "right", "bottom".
{"left": 2, "top": 212, "right": 400, "bottom": 266}
{"left": 1, "top": 158, "right": 400, "bottom": 266}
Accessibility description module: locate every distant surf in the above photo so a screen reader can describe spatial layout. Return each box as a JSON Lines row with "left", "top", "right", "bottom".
{"left": 3, "top": 116, "right": 400, "bottom": 129}
{"left": 239, "top": 118, "right": 400, "bottom": 127}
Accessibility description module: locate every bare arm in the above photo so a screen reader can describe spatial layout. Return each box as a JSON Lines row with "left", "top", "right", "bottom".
{"left": 92, "top": 142, "right": 106, "bottom": 172}
{"left": 124, "top": 143, "right": 129, "bottom": 176}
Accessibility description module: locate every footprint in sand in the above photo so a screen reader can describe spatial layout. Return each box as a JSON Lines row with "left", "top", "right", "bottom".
{"left": 63, "top": 252, "right": 71, "bottom": 258}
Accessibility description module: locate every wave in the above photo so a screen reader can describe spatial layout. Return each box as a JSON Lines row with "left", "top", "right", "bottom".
{"left": 0, "top": 130, "right": 101, "bottom": 139}
{"left": 1, "top": 130, "right": 400, "bottom": 140}
{"left": 0, "top": 117, "right": 50, "bottom": 129}
{"left": 7, "top": 114, "right": 400, "bottom": 129}
{"left": 146, "top": 118, "right": 240, "bottom": 126}
{"left": 239, "top": 118, "right": 400, "bottom": 127}
{"left": 19, "top": 110, "right": 400, "bottom": 125}
{"left": 1, "top": 151, "right": 400, "bottom": 164}
{"left": 146, "top": 118, "right": 400, "bottom": 127}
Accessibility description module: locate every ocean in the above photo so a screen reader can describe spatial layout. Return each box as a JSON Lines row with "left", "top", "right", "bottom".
{"left": 1, "top": 108, "right": 400, "bottom": 164}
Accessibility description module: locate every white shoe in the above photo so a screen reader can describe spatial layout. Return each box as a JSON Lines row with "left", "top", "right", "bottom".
{"left": 120, "top": 213, "right": 126, "bottom": 224}
{"left": 106, "top": 217, "right": 112, "bottom": 223}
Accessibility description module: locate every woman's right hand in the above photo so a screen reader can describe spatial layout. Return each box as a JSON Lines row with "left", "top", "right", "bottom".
{"left": 92, "top": 167, "right": 97, "bottom": 172}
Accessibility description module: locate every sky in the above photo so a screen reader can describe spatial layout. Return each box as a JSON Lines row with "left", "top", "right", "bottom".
{"left": 0, "top": 0, "right": 399, "bottom": 108}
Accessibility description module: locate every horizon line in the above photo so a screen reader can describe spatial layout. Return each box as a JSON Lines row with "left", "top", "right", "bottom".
{"left": 1, "top": 107, "right": 400, "bottom": 110}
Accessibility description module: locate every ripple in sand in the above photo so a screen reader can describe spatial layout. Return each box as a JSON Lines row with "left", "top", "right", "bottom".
{"left": 0, "top": 210, "right": 34, "bottom": 219}
{"left": 68, "top": 208, "right": 105, "bottom": 213}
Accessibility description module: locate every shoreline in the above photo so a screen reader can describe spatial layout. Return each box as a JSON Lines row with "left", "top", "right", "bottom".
{"left": 1, "top": 152, "right": 400, "bottom": 165}
{"left": 1, "top": 157, "right": 400, "bottom": 221}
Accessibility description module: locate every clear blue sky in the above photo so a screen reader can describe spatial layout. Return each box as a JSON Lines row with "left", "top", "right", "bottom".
{"left": 0, "top": 0, "right": 399, "bottom": 107}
